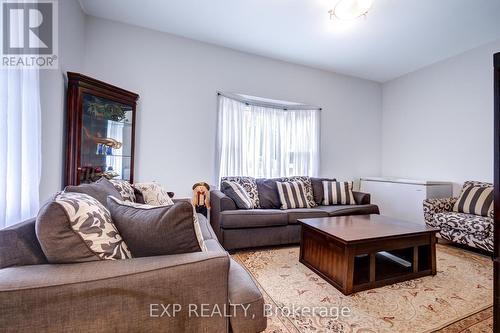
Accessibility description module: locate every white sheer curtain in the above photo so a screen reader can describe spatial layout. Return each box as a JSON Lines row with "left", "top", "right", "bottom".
{"left": 0, "top": 69, "right": 42, "bottom": 228}
{"left": 216, "top": 95, "right": 320, "bottom": 182}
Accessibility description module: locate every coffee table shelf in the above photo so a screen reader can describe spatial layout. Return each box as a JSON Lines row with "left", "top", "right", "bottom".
{"left": 299, "top": 215, "right": 439, "bottom": 295}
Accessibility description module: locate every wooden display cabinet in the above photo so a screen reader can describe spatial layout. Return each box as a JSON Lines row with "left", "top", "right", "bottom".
{"left": 65, "top": 72, "right": 139, "bottom": 185}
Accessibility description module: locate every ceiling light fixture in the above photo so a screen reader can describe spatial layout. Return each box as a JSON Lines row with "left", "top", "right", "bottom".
{"left": 329, "top": 0, "right": 374, "bottom": 20}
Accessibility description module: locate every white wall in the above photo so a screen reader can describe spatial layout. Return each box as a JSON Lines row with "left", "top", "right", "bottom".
{"left": 39, "top": 0, "right": 86, "bottom": 202}
{"left": 382, "top": 39, "right": 500, "bottom": 194}
{"left": 38, "top": 3, "right": 500, "bottom": 201}
{"left": 81, "top": 17, "right": 382, "bottom": 196}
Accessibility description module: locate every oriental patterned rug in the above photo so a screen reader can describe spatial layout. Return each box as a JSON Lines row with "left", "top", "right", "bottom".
{"left": 233, "top": 244, "right": 493, "bottom": 333}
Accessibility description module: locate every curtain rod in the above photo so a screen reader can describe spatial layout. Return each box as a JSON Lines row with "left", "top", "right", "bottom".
{"left": 217, "top": 91, "right": 322, "bottom": 111}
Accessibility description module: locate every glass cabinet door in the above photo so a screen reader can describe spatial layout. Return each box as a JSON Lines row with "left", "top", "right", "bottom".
{"left": 79, "top": 94, "right": 133, "bottom": 183}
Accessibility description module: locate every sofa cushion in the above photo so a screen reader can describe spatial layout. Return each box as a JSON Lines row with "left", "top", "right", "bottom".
{"left": 36, "top": 192, "right": 132, "bottom": 264}
{"left": 317, "top": 204, "right": 380, "bottom": 216}
{"left": 228, "top": 259, "right": 267, "bottom": 333}
{"left": 276, "top": 181, "right": 311, "bottom": 209}
{"left": 133, "top": 187, "right": 145, "bottom": 204}
{"left": 256, "top": 178, "right": 281, "bottom": 209}
{"left": 311, "top": 177, "right": 336, "bottom": 205}
{"left": 322, "top": 181, "right": 356, "bottom": 205}
{"left": 0, "top": 218, "right": 47, "bottom": 268}
{"left": 285, "top": 208, "right": 329, "bottom": 224}
{"left": 133, "top": 182, "right": 174, "bottom": 206}
{"left": 221, "top": 181, "right": 254, "bottom": 209}
{"left": 352, "top": 191, "right": 371, "bottom": 205}
{"left": 434, "top": 212, "right": 493, "bottom": 234}
{"left": 257, "top": 177, "right": 337, "bottom": 209}
{"left": 453, "top": 181, "right": 493, "bottom": 217}
{"left": 108, "top": 197, "right": 206, "bottom": 257}
{"left": 110, "top": 179, "right": 136, "bottom": 202}
{"left": 280, "top": 176, "right": 317, "bottom": 207}
{"left": 220, "top": 209, "right": 287, "bottom": 229}
{"left": 64, "top": 177, "right": 122, "bottom": 208}
{"left": 221, "top": 176, "right": 260, "bottom": 208}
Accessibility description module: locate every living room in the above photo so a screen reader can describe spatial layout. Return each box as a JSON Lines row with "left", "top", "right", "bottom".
{"left": 1, "top": 0, "right": 500, "bottom": 332}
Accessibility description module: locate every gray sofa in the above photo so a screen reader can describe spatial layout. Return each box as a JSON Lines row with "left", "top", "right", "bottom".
{"left": 211, "top": 177, "right": 380, "bottom": 250}
{"left": 0, "top": 212, "right": 266, "bottom": 332}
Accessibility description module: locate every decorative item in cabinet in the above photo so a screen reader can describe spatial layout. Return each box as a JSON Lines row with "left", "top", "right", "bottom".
{"left": 65, "top": 72, "right": 139, "bottom": 186}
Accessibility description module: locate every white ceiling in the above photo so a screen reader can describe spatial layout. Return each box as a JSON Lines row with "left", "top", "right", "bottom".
{"left": 79, "top": 0, "right": 500, "bottom": 82}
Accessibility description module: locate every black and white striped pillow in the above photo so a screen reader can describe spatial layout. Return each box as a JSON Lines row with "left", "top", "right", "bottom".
{"left": 453, "top": 182, "right": 493, "bottom": 217}
{"left": 276, "top": 181, "right": 311, "bottom": 209}
{"left": 322, "top": 181, "right": 356, "bottom": 205}
{"left": 221, "top": 181, "right": 254, "bottom": 209}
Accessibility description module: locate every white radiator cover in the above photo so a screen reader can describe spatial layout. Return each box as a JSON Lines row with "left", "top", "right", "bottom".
{"left": 360, "top": 177, "right": 453, "bottom": 225}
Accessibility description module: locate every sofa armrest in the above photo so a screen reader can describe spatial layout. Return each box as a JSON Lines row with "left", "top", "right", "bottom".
{"left": 210, "top": 190, "right": 237, "bottom": 242}
{"left": 172, "top": 198, "right": 190, "bottom": 204}
{"left": 0, "top": 252, "right": 230, "bottom": 332}
{"left": 211, "top": 190, "right": 237, "bottom": 212}
{"left": 352, "top": 191, "right": 371, "bottom": 205}
{"left": 423, "top": 197, "right": 457, "bottom": 227}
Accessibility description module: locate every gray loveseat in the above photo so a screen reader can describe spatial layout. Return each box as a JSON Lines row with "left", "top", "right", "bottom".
{"left": 0, "top": 209, "right": 266, "bottom": 332}
{"left": 211, "top": 177, "right": 380, "bottom": 250}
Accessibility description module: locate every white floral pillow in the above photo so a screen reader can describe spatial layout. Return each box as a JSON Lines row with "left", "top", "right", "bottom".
{"left": 36, "top": 192, "right": 132, "bottom": 263}
{"left": 133, "top": 182, "right": 174, "bottom": 206}
{"left": 110, "top": 179, "right": 136, "bottom": 202}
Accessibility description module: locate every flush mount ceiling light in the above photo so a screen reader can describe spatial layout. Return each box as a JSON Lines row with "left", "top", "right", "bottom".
{"left": 329, "top": 0, "right": 374, "bottom": 20}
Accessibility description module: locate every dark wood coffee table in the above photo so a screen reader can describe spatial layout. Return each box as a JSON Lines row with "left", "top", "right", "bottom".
{"left": 299, "top": 214, "right": 439, "bottom": 295}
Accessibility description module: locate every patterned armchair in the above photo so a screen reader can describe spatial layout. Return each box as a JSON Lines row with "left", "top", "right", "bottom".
{"left": 423, "top": 181, "right": 494, "bottom": 253}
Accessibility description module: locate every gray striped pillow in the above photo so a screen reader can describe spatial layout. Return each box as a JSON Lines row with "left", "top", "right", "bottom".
{"left": 276, "top": 181, "right": 311, "bottom": 209}
{"left": 221, "top": 181, "right": 254, "bottom": 209}
{"left": 453, "top": 183, "right": 493, "bottom": 217}
{"left": 322, "top": 181, "right": 356, "bottom": 205}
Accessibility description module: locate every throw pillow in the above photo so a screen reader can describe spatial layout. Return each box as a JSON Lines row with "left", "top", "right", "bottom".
{"left": 110, "top": 179, "right": 136, "bottom": 202}
{"left": 280, "top": 176, "right": 317, "bottom": 207}
{"left": 107, "top": 197, "right": 207, "bottom": 256}
{"left": 0, "top": 219, "right": 48, "bottom": 268}
{"left": 221, "top": 176, "right": 260, "bottom": 208}
{"left": 322, "top": 181, "right": 356, "bottom": 205}
{"left": 310, "top": 177, "right": 336, "bottom": 205}
{"left": 36, "top": 192, "right": 132, "bottom": 264}
{"left": 133, "top": 186, "right": 145, "bottom": 204}
{"left": 453, "top": 181, "right": 493, "bottom": 217}
{"left": 64, "top": 177, "right": 122, "bottom": 208}
{"left": 276, "top": 181, "right": 311, "bottom": 209}
{"left": 256, "top": 178, "right": 281, "bottom": 209}
{"left": 133, "top": 182, "right": 174, "bottom": 206}
{"left": 221, "top": 181, "right": 254, "bottom": 209}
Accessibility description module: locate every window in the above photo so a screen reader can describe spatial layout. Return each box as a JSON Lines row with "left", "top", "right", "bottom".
{"left": 216, "top": 93, "right": 320, "bottom": 181}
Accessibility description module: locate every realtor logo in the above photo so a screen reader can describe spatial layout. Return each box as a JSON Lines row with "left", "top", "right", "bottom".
{"left": 1, "top": 0, "right": 58, "bottom": 68}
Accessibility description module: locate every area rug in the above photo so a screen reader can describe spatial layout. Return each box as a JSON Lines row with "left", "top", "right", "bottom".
{"left": 233, "top": 244, "right": 493, "bottom": 333}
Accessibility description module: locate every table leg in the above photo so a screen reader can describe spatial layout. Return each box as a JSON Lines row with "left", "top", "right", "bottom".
{"left": 413, "top": 246, "right": 419, "bottom": 273}
{"left": 370, "top": 253, "right": 376, "bottom": 282}
{"left": 345, "top": 247, "right": 355, "bottom": 294}
{"left": 430, "top": 235, "right": 437, "bottom": 275}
